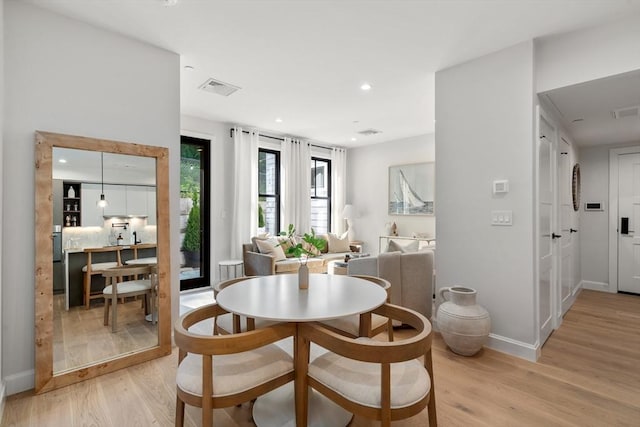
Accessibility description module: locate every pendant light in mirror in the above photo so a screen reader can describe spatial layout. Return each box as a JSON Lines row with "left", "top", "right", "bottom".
{"left": 97, "top": 152, "right": 109, "bottom": 208}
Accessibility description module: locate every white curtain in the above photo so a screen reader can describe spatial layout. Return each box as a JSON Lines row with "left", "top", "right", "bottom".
{"left": 230, "top": 127, "right": 259, "bottom": 258}
{"left": 282, "top": 137, "right": 311, "bottom": 233}
{"left": 331, "top": 147, "right": 347, "bottom": 235}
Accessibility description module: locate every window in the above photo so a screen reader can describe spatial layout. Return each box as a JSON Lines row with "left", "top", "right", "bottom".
{"left": 180, "top": 136, "right": 210, "bottom": 291}
{"left": 310, "top": 157, "right": 331, "bottom": 234}
{"left": 258, "top": 149, "right": 280, "bottom": 235}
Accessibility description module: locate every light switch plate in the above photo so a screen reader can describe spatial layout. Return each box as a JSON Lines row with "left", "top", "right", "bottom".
{"left": 491, "top": 210, "right": 513, "bottom": 226}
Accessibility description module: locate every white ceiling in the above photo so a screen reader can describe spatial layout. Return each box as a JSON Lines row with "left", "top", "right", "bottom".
{"left": 53, "top": 148, "right": 156, "bottom": 185}
{"left": 25, "top": 0, "right": 640, "bottom": 148}
{"left": 541, "top": 70, "right": 640, "bottom": 147}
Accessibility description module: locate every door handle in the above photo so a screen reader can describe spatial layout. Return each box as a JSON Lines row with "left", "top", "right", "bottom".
{"left": 570, "top": 228, "right": 578, "bottom": 233}
{"left": 552, "top": 233, "right": 562, "bottom": 239}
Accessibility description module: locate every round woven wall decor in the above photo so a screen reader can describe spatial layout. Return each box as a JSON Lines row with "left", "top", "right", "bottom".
{"left": 572, "top": 163, "right": 581, "bottom": 211}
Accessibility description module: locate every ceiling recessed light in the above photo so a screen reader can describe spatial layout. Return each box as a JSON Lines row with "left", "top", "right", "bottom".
{"left": 350, "top": 137, "right": 357, "bottom": 142}
{"left": 360, "top": 83, "right": 372, "bottom": 91}
{"left": 163, "top": 0, "right": 178, "bottom": 6}
{"left": 275, "top": 118, "right": 283, "bottom": 123}
{"left": 183, "top": 65, "right": 195, "bottom": 71}
{"left": 59, "top": 159, "right": 67, "bottom": 164}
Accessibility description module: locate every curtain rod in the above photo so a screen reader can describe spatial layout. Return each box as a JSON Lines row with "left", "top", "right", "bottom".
{"left": 229, "top": 128, "right": 340, "bottom": 151}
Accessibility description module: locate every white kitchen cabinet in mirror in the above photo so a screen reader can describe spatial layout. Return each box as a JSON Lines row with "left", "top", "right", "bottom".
{"left": 102, "top": 184, "right": 127, "bottom": 217}
{"left": 126, "top": 185, "right": 149, "bottom": 217}
{"left": 80, "top": 183, "right": 104, "bottom": 227}
{"left": 147, "top": 187, "right": 157, "bottom": 225}
{"left": 36, "top": 131, "right": 171, "bottom": 393}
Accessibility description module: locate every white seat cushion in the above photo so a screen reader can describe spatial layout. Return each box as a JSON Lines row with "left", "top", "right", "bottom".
{"left": 103, "top": 279, "right": 151, "bottom": 295}
{"left": 177, "top": 345, "right": 293, "bottom": 397}
{"left": 321, "top": 314, "right": 389, "bottom": 337}
{"left": 82, "top": 262, "right": 119, "bottom": 273}
{"left": 215, "top": 313, "right": 278, "bottom": 334}
{"left": 309, "top": 348, "right": 430, "bottom": 409}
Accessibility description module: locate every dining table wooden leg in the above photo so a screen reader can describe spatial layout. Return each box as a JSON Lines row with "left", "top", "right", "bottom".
{"left": 294, "top": 326, "right": 309, "bottom": 426}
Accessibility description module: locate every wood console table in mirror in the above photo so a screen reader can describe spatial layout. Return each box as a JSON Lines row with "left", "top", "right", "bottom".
{"left": 35, "top": 131, "right": 171, "bottom": 393}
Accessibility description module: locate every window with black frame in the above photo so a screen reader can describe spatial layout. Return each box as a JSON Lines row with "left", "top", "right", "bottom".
{"left": 258, "top": 149, "right": 281, "bottom": 235}
{"left": 310, "top": 157, "right": 331, "bottom": 234}
{"left": 180, "top": 136, "right": 210, "bottom": 291}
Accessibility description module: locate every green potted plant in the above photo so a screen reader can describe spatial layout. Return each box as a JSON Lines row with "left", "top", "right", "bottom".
{"left": 279, "top": 224, "right": 326, "bottom": 289}
{"left": 258, "top": 204, "right": 266, "bottom": 229}
{"left": 182, "top": 194, "right": 201, "bottom": 268}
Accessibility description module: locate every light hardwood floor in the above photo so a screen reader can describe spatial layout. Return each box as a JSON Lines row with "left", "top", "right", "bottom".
{"left": 3, "top": 289, "right": 639, "bottom": 426}
{"left": 52, "top": 295, "right": 158, "bottom": 372}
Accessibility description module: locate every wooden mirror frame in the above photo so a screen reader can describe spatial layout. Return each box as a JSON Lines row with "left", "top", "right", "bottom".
{"left": 34, "top": 131, "right": 172, "bottom": 393}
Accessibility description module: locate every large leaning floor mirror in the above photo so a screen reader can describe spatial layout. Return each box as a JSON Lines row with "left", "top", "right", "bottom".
{"left": 35, "top": 131, "right": 172, "bottom": 393}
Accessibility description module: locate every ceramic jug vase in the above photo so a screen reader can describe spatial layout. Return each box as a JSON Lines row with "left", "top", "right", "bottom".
{"left": 298, "top": 264, "right": 309, "bottom": 289}
{"left": 437, "top": 286, "right": 490, "bottom": 356}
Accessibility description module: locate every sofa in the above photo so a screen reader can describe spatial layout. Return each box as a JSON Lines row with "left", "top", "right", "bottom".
{"left": 347, "top": 250, "right": 434, "bottom": 319}
{"left": 242, "top": 234, "right": 355, "bottom": 275}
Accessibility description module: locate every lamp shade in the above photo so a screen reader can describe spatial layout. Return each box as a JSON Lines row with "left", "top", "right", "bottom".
{"left": 97, "top": 193, "right": 108, "bottom": 208}
{"left": 342, "top": 204, "right": 355, "bottom": 220}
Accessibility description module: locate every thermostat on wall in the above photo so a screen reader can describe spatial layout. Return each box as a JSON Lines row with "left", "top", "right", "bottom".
{"left": 584, "top": 202, "right": 604, "bottom": 211}
{"left": 493, "top": 180, "right": 509, "bottom": 194}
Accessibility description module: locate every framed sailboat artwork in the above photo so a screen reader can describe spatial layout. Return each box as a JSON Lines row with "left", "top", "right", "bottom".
{"left": 388, "top": 162, "right": 434, "bottom": 215}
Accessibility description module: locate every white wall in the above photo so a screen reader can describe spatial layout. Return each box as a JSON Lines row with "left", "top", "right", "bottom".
{"left": 3, "top": 1, "right": 180, "bottom": 394}
{"left": 435, "top": 41, "right": 537, "bottom": 358}
{"left": 536, "top": 14, "right": 640, "bottom": 92}
{"left": 579, "top": 145, "right": 610, "bottom": 286}
{"left": 0, "top": 0, "right": 5, "bottom": 413}
{"left": 180, "top": 115, "right": 234, "bottom": 282}
{"left": 346, "top": 134, "right": 435, "bottom": 255}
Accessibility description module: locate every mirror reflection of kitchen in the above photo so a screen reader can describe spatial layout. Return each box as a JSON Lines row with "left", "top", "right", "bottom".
{"left": 52, "top": 147, "right": 158, "bottom": 373}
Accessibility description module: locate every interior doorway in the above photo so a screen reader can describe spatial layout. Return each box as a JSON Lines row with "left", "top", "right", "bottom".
{"left": 609, "top": 147, "right": 640, "bottom": 294}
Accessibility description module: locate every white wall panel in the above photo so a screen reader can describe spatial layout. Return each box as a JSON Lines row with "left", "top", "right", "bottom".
{"left": 435, "top": 41, "right": 536, "bottom": 348}
{"left": 3, "top": 1, "right": 180, "bottom": 394}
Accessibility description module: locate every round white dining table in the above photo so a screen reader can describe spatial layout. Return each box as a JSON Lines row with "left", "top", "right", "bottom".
{"left": 216, "top": 273, "right": 388, "bottom": 427}
{"left": 216, "top": 273, "right": 387, "bottom": 322}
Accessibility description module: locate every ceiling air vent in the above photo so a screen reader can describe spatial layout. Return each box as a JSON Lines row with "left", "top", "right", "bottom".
{"left": 198, "top": 78, "right": 240, "bottom": 97}
{"left": 612, "top": 105, "right": 640, "bottom": 119}
{"left": 358, "top": 128, "right": 382, "bottom": 136}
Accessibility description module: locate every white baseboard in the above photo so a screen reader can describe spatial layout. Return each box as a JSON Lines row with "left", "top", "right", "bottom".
{"left": 486, "top": 333, "right": 539, "bottom": 362}
{"left": 580, "top": 280, "right": 614, "bottom": 293}
{"left": 4, "top": 370, "right": 34, "bottom": 396}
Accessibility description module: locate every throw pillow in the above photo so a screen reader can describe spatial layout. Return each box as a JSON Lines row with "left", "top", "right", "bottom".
{"left": 277, "top": 237, "right": 296, "bottom": 258}
{"left": 387, "top": 239, "right": 419, "bottom": 253}
{"left": 255, "top": 238, "right": 286, "bottom": 261}
{"left": 327, "top": 232, "right": 350, "bottom": 253}
{"left": 296, "top": 236, "right": 321, "bottom": 256}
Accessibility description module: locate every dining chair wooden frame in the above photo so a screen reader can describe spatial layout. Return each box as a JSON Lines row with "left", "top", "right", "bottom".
{"left": 101, "top": 264, "right": 155, "bottom": 333}
{"left": 83, "top": 247, "right": 123, "bottom": 309}
{"left": 174, "top": 303, "right": 296, "bottom": 427}
{"left": 296, "top": 303, "right": 437, "bottom": 427}
{"left": 320, "top": 275, "right": 394, "bottom": 341}
{"left": 211, "top": 276, "right": 254, "bottom": 334}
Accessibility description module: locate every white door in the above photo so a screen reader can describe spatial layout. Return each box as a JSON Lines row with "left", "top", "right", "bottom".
{"left": 558, "top": 137, "right": 575, "bottom": 314}
{"left": 538, "top": 114, "right": 556, "bottom": 345}
{"left": 617, "top": 153, "right": 640, "bottom": 294}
